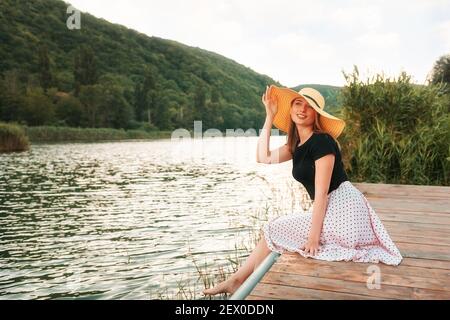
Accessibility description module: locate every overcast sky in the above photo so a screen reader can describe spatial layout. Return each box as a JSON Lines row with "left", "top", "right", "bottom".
{"left": 67, "top": 0, "right": 450, "bottom": 87}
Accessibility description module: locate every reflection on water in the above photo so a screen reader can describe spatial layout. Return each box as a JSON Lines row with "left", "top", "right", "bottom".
{"left": 0, "top": 136, "right": 309, "bottom": 299}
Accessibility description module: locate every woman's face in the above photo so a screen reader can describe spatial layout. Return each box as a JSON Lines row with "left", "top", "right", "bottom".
{"left": 290, "top": 97, "right": 316, "bottom": 127}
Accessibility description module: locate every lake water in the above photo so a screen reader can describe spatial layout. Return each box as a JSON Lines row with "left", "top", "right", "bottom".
{"left": 0, "top": 136, "right": 312, "bottom": 299}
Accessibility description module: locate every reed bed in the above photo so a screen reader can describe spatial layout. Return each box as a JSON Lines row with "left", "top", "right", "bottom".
{"left": 0, "top": 121, "right": 30, "bottom": 152}
{"left": 339, "top": 67, "right": 449, "bottom": 185}
{"left": 24, "top": 126, "right": 173, "bottom": 142}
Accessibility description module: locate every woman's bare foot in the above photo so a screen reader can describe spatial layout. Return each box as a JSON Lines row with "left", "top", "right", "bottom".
{"left": 203, "top": 277, "right": 242, "bottom": 296}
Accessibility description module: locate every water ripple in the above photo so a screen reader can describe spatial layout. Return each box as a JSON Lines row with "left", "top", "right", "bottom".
{"left": 0, "top": 136, "right": 307, "bottom": 299}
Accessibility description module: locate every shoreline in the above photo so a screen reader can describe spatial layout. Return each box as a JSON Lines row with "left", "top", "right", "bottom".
{"left": 24, "top": 126, "right": 174, "bottom": 143}
{"left": 23, "top": 126, "right": 281, "bottom": 143}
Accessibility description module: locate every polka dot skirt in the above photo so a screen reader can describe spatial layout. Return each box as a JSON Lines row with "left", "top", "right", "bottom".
{"left": 262, "top": 181, "right": 403, "bottom": 265}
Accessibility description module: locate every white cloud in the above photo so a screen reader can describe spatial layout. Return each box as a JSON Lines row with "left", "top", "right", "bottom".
{"left": 435, "top": 20, "right": 450, "bottom": 51}
{"left": 253, "top": 33, "right": 337, "bottom": 86}
{"left": 330, "top": 6, "right": 382, "bottom": 31}
{"left": 67, "top": 0, "right": 449, "bottom": 86}
{"left": 355, "top": 32, "right": 400, "bottom": 49}
{"left": 270, "top": 33, "right": 335, "bottom": 62}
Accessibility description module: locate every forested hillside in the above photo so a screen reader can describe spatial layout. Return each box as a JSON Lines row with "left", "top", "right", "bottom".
{"left": 0, "top": 0, "right": 343, "bottom": 132}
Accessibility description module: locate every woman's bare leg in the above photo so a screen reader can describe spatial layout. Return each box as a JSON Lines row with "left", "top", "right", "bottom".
{"left": 203, "top": 232, "right": 272, "bottom": 296}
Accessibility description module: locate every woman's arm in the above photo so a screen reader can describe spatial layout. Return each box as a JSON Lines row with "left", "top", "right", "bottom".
{"left": 256, "top": 86, "right": 292, "bottom": 164}
{"left": 301, "top": 153, "right": 335, "bottom": 256}
{"left": 256, "top": 118, "right": 292, "bottom": 164}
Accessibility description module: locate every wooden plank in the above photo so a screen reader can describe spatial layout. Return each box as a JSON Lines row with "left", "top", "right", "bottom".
{"left": 396, "top": 242, "right": 450, "bottom": 261}
{"left": 250, "top": 282, "right": 382, "bottom": 300}
{"left": 246, "top": 294, "right": 279, "bottom": 300}
{"left": 389, "top": 234, "right": 450, "bottom": 247}
{"left": 364, "top": 192, "right": 450, "bottom": 201}
{"left": 399, "top": 257, "right": 450, "bottom": 270}
{"left": 366, "top": 198, "right": 450, "bottom": 214}
{"left": 246, "top": 183, "right": 450, "bottom": 300}
{"left": 278, "top": 255, "right": 450, "bottom": 281}
{"left": 381, "top": 222, "right": 450, "bottom": 239}
{"left": 353, "top": 182, "right": 450, "bottom": 193}
{"left": 267, "top": 264, "right": 449, "bottom": 294}
{"left": 260, "top": 271, "right": 449, "bottom": 299}
{"left": 367, "top": 198, "right": 450, "bottom": 210}
{"left": 247, "top": 256, "right": 450, "bottom": 300}
{"left": 271, "top": 259, "right": 450, "bottom": 292}
{"left": 353, "top": 181, "right": 450, "bottom": 190}
{"left": 382, "top": 220, "right": 450, "bottom": 233}
{"left": 375, "top": 208, "right": 450, "bottom": 219}
{"left": 376, "top": 212, "right": 450, "bottom": 225}
{"left": 353, "top": 183, "right": 450, "bottom": 199}
{"left": 370, "top": 196, "right": 450, "bottom": 205}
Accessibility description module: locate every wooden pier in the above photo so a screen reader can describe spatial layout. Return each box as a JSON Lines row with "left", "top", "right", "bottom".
{"left": 246, "top": 182, "right": 450, "bottom": 300}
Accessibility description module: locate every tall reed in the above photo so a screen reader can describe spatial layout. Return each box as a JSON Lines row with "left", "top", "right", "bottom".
{"left": 25, "top": 126, "right": 173, "bottom": 142}
{"left": 0, "top": 122, "right": 30, "bottom": 152}
{"left": 339, "top": 66, "right": 450, "bottom": 185}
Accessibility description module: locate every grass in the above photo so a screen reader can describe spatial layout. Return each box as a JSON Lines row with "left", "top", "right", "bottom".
{"left": 0, "top": 121, "right": 30, "bottom": 152}
{"left": 25, "top": 125, "right": 173, "bottom": 142}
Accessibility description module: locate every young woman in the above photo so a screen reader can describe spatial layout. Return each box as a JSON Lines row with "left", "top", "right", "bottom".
{"left": 203, "top": 85, "right": 402, "bottom": 296}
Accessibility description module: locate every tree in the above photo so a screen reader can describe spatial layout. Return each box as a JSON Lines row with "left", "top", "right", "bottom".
{"left": 103, "top": 86, "right": 134, "bottom": 129}
{"left": 222, "top": 103, "right": 242, "bottom": 129}
{"left": 21, "top": 88, "right": 55, "bottom": 126}
{"left": 55, "top": 95, "right": 84, "bottom": 127}
{"left": 211, "top": 86, "right": 220, "bottom": 103}
{"left": 429, "top": 54, "right": 450, "bottom": 85}
{"left": 74, "top": 46, "right": 98, "bottom": 95}
{"left": 153, "top": 92, "right": 171, "bottom": 130}
{"left": 0, "top": 91, "right": 25, "bottom": 123}
{"left": 204, "top": 87, "right": 224, "bottom": 129}
{"left": 0, "top": 70, "right": 27, "bottom": 122}
{"left": 37, "top": 44, "right": 52, "bottom": 91}
{"left": 134, "top": 66, "right": 156, "bottom": 124}
{"left": 54, "top": 71, "right": 74, "bottom": 92}
{"left": 193, "top": 84, "right": 206, "bottom": 121}
{"left": 79, "top": 85, "right": 103, "bottom": 127}
{"left": 78, "top": 83, "right": 134, "bottom": 129}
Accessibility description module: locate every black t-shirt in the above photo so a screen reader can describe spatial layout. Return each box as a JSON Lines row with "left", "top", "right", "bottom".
{"left": 292, "top": 132, "right": 348, "bottom": 200}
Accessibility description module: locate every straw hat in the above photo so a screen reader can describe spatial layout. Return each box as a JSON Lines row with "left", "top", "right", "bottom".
{"left": 268, "top": 85, "right": 345, "bottom": 139}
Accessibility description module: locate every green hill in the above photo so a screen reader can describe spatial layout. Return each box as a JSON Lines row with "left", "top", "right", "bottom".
{"left": 0, "top": 0, "right": 282, "bottom": 131}
{"left": 0, "top": 0, "right": 342, "bottom": 132}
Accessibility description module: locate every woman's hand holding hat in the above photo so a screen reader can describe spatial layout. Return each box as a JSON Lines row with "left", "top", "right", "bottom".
{"left": 261, "top": 85, "right": 278, "bottom": 120}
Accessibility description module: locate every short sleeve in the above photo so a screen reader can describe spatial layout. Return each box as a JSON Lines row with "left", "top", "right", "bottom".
{"left": 310, "top": 134, "right": 336, "bottom": 161}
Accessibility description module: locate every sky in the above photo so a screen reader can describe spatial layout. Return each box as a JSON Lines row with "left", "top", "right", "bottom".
{"left": 67, "top": 0, "right": 450, "bottom": 87}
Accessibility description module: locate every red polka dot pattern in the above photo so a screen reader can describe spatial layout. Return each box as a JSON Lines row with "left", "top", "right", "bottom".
{"left": 262, "top": 181, "right": 403, "bottom": 265}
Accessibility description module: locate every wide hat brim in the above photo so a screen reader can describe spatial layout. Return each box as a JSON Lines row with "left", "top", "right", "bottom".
{"left": 268, "top": 85, "right": 346, "bottom": 139}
